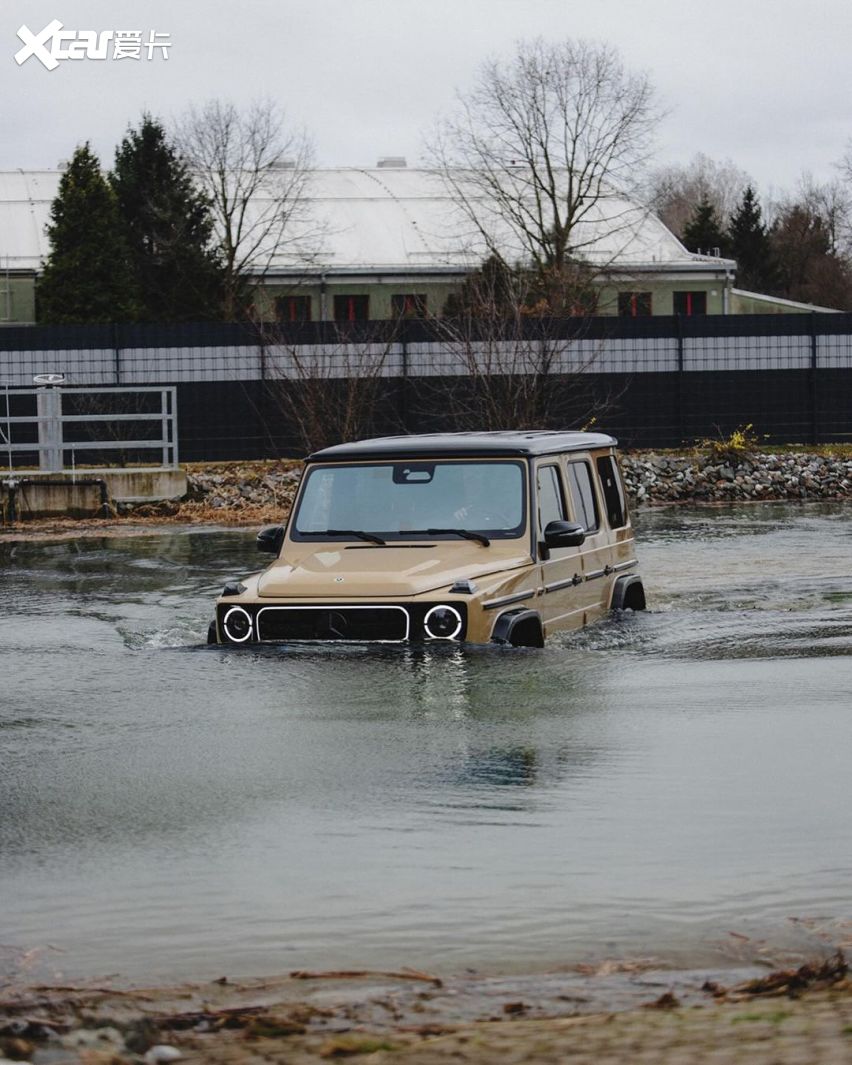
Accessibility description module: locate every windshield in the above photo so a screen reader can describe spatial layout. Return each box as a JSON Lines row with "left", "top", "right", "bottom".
{"left": 292, "top": 461, "right": 527, "bottom": 541}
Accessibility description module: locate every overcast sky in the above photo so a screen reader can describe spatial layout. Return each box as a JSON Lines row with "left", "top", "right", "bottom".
{"left": 2, "top": 0, "right": 850, "bottom": 200}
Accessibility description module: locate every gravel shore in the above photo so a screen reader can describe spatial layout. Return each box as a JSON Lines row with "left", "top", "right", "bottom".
{"left": 2, "top": 957, "right": 850, "bottom": 1064}
{"left": 620, "top": 450, "right": 852, "bottom": 505}
{"left": 125, "top": 449, "right": 852, "bottom": 521}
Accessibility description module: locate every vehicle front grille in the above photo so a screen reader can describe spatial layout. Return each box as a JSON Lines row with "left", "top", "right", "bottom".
{"left": 256, "top": 605, "right": 409, "bottom": 642}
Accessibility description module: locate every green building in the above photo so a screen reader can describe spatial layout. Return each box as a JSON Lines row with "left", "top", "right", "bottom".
{"left": 0, "top": 162, "right": 837, "bottom": 325}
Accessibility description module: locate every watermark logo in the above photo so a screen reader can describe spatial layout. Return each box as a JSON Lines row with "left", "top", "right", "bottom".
{"left": 15, "top": 21, "right": 171, "bottom": 69}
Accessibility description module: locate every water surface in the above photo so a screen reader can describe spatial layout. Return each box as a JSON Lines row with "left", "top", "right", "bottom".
{"left": 1, "top": 503, "right": 851, "bottom": 984}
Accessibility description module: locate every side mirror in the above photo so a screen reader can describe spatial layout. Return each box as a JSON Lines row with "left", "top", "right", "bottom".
{"left": 257, "top": 524, "right": 285, "bottom": 554}
{"left": 544, "top": 520, "right": 586, "bottom": 548}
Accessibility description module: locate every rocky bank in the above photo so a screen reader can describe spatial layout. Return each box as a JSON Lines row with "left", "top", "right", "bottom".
{"left": 182, "top": 451, "right": 852, "bottom": 514}
{"left": 4, "top": 451, "right": 851, "bottom": 538}
{"left": 169, "top": 451, "right": 852, "bottom": 519}
{"left": 620, "top": 450, "right": 852, "bottom": 505}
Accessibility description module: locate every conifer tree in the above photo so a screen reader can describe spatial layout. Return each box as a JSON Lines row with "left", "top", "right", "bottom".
{"left": 729, "top": 185, "right": 777, "bottom": 293}
{"left": 770, "top": 205, "right": 852, "bottom": 308}
{"left": 37, "top": 144, "right": 137, "bottom": 323}
{"left": 111, "top": 115, "right": 223, "bottom": 321}
{"left": 682, "top": 196, "right": 729, "bottom": 256}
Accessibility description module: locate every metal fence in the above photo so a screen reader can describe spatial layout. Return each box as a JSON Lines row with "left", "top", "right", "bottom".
{"left": 0, "top": 385, "right": 178, "bottom": 472}
{"left": 1, "top": 315, "right": 851, "bottom": 457}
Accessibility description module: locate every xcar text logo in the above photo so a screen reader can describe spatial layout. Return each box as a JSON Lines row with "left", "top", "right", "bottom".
{"left": 15, "top": 21, "right": 171, "bottom": 70}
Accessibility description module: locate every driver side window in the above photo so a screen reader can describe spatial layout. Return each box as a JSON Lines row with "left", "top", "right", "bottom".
{"left": 537, "top": 464, "right": 566, "bottom": 536}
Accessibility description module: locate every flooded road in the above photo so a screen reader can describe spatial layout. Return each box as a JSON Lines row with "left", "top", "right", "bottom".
{"left": 1, "top": 503, "right": 851, "bottom": 985}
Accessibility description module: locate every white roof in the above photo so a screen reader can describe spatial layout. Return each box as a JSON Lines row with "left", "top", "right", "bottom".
{"left": 0, "top": 171, "right": 63, "bottom": 271}
{"left": 0, "top": 167, "right": 732, "bottom": 276}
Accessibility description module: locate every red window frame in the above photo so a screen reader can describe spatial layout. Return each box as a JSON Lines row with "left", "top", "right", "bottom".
{"left": 391, "top": 293, "right": 427, "bottom": 318}
{"left": 673, "top": 291, "right": 707, "bottom": 316}
{"left": 618, "top": 292, "right": 652, "bottom": 317}
{"left": 334, "top": 295, "right": 370, "bottom": 322}
{"left": 276, "top": 295, "right": 312, "bottom": 323}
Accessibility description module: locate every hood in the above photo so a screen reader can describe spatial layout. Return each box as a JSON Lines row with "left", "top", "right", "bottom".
{"left": 257, "top": 541, "right": 532, "bottom": 598}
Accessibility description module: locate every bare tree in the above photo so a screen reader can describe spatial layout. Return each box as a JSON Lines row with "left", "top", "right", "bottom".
{"left": 427, "top": 37, "right": 660, "bottom": 275}
{"left": 175, "top": 99, "right": 316, "bottom": 319}
{"left": 835, "top": 139, "right": 852, "bottom": 234}
{"left": 643, "top": 153, "right": 752, "bottom": 240}
{"left": 798, "top": 172, "right": 852, "bottom": 258}
{"left": 423, "top": 259, "right": 618, "bottom": 432}
{"left": 259, "top": 323, "right": 402, "bottom": 454}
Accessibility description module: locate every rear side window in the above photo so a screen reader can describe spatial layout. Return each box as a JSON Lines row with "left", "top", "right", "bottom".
{"left": 567, "top": 461, "right": 599, "bottom": 532}
{"left": 596, "top": 455, "right": 626, "bottom": 529}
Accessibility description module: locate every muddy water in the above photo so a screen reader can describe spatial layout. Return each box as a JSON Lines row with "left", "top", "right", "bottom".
{"left": 1, "top": 504, "right": 851, "bottom": 985}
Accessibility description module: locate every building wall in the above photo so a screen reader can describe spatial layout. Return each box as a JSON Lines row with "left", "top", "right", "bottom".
{"left": 0, "top": 271, "right": 836, "bottom": 327}
{"left": 257, "top": 280, "right": 463, "bottom": 322}
{"left": 597, "top": 280, "right": 728, "bottom": 317}
{"left": 261, "top": 277, "right": 732, "bottom": 322}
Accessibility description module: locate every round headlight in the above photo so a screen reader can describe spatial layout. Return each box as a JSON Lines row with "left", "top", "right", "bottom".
{"left": 424, "top": 604, "right": 462, "bottom": 640}
{"left": 223, "top": 605, "right": 253, "bottom": 643}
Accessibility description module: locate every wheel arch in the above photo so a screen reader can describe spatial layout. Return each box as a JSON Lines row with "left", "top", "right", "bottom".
{"left": 610, "top": 574, "right": 646, "bottom": 611}
{"left": 490, "top": 607, "right": 545, "bottom": 648}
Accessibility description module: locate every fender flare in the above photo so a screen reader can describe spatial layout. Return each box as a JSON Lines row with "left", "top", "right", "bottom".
{"left": 491, "top": 607, "right": 545, "bottom": 648}
{"left": 207, "top": 618, "right": 219, "bottom": 644}
{"left": 610, "top": 574, "right": 646, "bottom": 611}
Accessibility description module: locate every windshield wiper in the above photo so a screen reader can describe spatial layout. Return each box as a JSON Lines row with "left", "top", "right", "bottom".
{"left": 424, "top": 527, "right": 491, "bottom": 547}
{"left": 323, "top": 528, "right": 387, "bottom": 545}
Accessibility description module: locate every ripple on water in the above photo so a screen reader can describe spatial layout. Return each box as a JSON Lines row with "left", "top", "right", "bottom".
{"left": 1, "top": 509, "right": 852, "bottom": 984}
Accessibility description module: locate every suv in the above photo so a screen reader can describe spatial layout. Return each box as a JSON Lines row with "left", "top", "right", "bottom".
{"left": 209, "top": 431, "right": 645, "bottom": 648}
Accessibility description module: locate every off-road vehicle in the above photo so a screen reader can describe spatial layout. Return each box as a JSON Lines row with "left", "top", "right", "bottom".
{"left": 209, "top": 431, "right": 645, "bottom": 648}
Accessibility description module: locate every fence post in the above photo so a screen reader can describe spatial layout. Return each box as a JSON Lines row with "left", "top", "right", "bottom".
{"left": 36, "top": 386, "right": 63, "bottom": 472}
{"left": 256, "top": 321, "right": 271, "bottom": 457}
{"left": 675, "top": 314, "right": 685, "bottom": 446}
{"left": 809, "top": 312, "right": 819, "bottom": 445}
{"left": 112, "top": 321, "right": 121, "bottom": 384}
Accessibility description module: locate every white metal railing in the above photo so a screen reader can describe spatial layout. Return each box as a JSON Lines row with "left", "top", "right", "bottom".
{"left": 0, "top": 385, "right": 178, "bottom": 474}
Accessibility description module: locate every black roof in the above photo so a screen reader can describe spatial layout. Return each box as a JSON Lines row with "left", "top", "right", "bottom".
{"left": 308, "top": 431, "right": 618, "bottom": 462}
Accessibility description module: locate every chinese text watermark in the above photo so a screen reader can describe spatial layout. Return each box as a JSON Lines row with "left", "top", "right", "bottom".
{"left": 15, "top": 21, "right": 171, "bottom": 70}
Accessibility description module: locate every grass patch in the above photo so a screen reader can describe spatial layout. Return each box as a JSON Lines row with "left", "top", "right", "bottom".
{"left": 319, "top": 1035, "right": 400, "bottom": 1057}
{"left": 731, "top": 1010, "right": 792, "bottom": 1025}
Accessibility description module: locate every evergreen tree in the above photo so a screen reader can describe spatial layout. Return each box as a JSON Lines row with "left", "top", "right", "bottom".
{"left": 770, "top": 205, "right": 852, "bottom": 309}
{"left": 682, "top": 196, "right": 729, "bottom": 256}
{"left": 111, "top": 115, "right": 223, "bottom": 321}
{"left": 442, "top": 255, "right": 598, "bottom": 318}
{"left": 728, "top": 185, "right": 777, "bottom": 293}
{"left": 37, "top": 144, "right": 137, "bottom": 324}
{"left": 442, "top": 255, "right": 520, "bottom": 318}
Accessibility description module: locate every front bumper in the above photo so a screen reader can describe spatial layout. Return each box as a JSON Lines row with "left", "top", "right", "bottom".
{"left": 215, "top": 601, "right": 469, "bottom": 644}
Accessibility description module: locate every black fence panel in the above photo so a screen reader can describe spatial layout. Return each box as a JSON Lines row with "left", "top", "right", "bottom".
{"left": 3, "top": 316, "right": 852, "bottom": 457}
{"left": 176, "top": 381, "right": 272, "bottom": 461}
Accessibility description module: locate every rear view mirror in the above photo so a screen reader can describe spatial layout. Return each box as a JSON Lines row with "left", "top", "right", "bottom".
{"left": 257, "top": 525, "right": 285, "bottom": 554}
{"left": 544, "top": 520, "right": 586, "bottom": 548}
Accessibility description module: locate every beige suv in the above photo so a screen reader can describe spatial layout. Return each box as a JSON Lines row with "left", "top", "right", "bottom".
{"left": 209, "top": 431, "right": 645, "bottom": 648}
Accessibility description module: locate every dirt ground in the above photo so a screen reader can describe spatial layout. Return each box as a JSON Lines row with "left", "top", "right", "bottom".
{"left": 2, "top": 957, "right": 850, "bottom": 1065}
